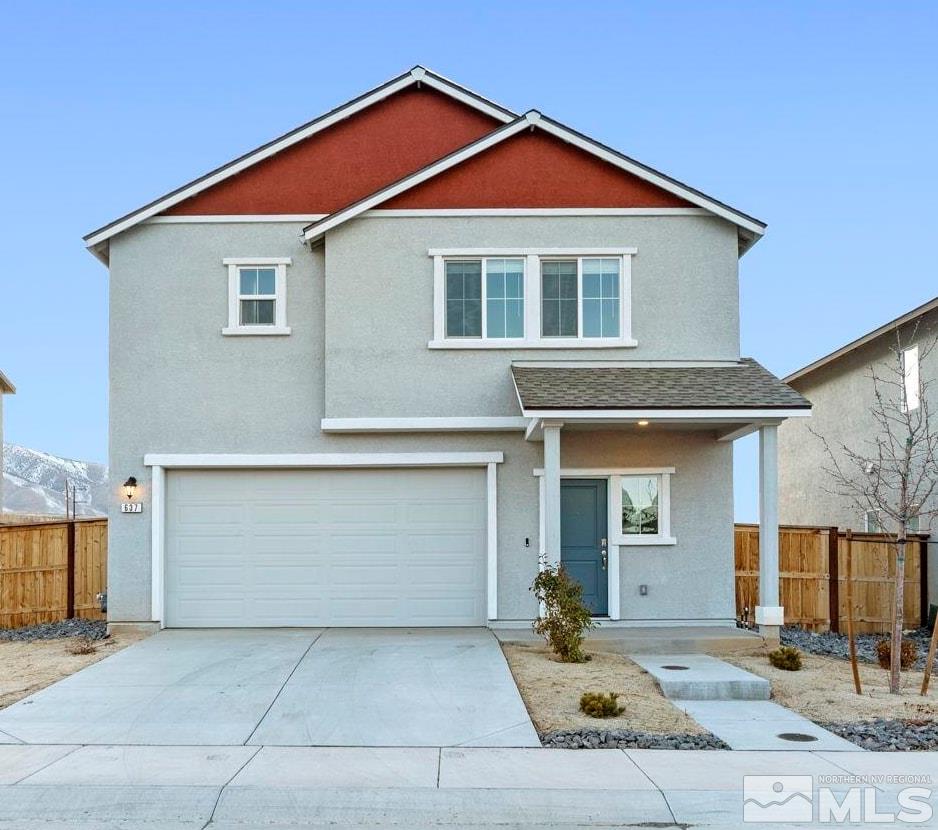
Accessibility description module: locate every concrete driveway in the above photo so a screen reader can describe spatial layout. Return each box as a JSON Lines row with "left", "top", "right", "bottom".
{"left": 0, "top": 628, "right": 539, "bottom": 747}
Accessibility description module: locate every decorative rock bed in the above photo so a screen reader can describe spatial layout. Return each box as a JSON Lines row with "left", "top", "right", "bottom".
{"left": 540, "top": 728, "right": 730, "bottom": 750}
{"left": 781, "top": 625, "right": 932, "bottom": 670}
{"left": 821, "top": 719, "right": 938, "bottom": 751}
{"left": 0, "top": 619, "right": 108, "bottom": 642}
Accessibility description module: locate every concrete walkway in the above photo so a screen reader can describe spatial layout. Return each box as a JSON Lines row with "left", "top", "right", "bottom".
{"left": 0, "top": 629, "right": 538, "bottom": 748}
{"left": 632, "top": 653, "right": 858, "bottom": 751}
{"left": 0, "top": 745, "right": 934, "bottom": 828}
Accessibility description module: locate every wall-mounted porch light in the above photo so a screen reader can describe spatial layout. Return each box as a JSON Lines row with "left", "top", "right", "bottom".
{"left": 123, "top": 476, "right": 138, "bottom": 500}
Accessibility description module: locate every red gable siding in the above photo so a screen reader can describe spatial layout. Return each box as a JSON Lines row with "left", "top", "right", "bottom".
{"left": 165, "top": 87, "right": 501, "bottom": 215}
{"left": 384, "top": 130, "right": 692, "bottom": 209}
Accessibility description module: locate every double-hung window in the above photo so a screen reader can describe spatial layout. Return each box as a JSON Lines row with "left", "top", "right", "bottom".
{"left": 902, "top": 345, "right": 920, "bottom": 412}
{"left": 612, "top": 469, "right": 675, "bottom": 545}
{"left": 430, "top": 248, "right": 635, "bottom": 348}
{"left": 444, "top": 258, "right": 524, "bottom": 340}
{"left": 223, "top": 257, "right": 291, "bottom": 336}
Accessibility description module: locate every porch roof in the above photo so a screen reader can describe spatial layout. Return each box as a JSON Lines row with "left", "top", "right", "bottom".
{"left": 511, "top": 359, "right": 811, "bottom": 414}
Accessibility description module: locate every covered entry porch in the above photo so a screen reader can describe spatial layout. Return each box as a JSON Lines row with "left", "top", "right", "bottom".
{"left": 512, "top": 360, "right": 812, "bottom": 637}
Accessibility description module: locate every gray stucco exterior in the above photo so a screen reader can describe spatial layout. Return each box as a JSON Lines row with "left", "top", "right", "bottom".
{"left": 778, "top": 308, "right": 938, "bottom": 602}
{"left": 107, "top": 214, "right": 743, "bottom": 625}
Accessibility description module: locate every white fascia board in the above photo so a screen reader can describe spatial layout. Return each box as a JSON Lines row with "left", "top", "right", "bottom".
{"left": 533, "top": 466, "right": 676, "bottom": 476}
{"left": 303, "top": 116, "right": 532, "bottom": 241}
{"left": 83, "top": 66, "right": 516, "bottom": 250}
{"left": 303, "top": 111, "right": 765, "bottom": 245}
{"left": 320, "top": 417, "right": 527, "bottom": 433}
{"left": 520, "top": 408, "right": 812, "bottom": 420}
{"left": 143, "top": 452, "right": 504, "bottom": 468}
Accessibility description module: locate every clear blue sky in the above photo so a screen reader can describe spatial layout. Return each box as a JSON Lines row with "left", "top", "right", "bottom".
{"left": 1, "top": 1, "right": 936, "bottom": 521}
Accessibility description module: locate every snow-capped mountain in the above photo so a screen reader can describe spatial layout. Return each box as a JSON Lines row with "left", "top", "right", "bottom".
{"left": 2, "top": 443, "right": 108, "bottom": 518}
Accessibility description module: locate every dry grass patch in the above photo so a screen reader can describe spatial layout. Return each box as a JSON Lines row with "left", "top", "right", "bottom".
{"left": 728, "top": 651, "right": 938, "bottom": 723}
{"left": 0, "top": 629, "right": 148, "bottom": 710}
{"left": 502, "top": 642, "right": 705, "bottom": 734}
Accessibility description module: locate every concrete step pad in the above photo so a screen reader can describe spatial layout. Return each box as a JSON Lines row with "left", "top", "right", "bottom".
{"left": 630, "top": 654, "right": 770, "bottom": 700}
{"left": 678, "top": 701, "right": 859, "bottom": 751}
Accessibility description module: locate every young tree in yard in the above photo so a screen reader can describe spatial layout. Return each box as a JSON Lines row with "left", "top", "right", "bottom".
{"left": 815, "top": 327, "right": 938, "bottom": 694}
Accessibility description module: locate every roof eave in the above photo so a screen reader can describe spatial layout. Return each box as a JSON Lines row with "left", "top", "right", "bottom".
{"left": 784, "top": 295, "right": 938, "bottom": 385}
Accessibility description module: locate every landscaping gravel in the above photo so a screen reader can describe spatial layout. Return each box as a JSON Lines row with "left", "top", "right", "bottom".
{"left": 781, "top": 625, "right": 933, "bottom": 670}
{"left": 0, "top": 619, "right": 108, "bottom": 642}
{"left": 820, "top": 719, "right": 938, "bottom": 751}
{"left": 540, "top": 728, "right": 730, "bottom": 750}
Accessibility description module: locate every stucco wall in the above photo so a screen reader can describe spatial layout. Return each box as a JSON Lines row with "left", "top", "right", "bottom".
{"left": 107, "top": 217, "right": 738, "bottom": 624}
{"left": 779, "top": 312, "right": 938, "bottom": 603}
{"left": 324, "top": 215, "right": 741, "bottom": 417}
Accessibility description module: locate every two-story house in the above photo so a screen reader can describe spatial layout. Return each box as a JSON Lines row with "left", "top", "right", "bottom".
{"left": 85, "top": 67, "right": 809, "bottom": 635}
{"left": 779, "top": 296, "right": 938, "bottom": 603}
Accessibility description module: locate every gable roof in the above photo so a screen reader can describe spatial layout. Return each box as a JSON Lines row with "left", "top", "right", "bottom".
{"left": 83, "top": 66, "right": 516, "bottom": 261}
{"left": 785, "top": 295, "right": 938, "bottom": 385}
{"left": 302, "top": 111, "right": 766, "bottom": 254}
{"left": 0, "top": 369, "right": 15, "bottom": 394}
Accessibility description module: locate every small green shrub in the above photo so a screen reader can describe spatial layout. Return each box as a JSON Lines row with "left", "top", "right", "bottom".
{"left": 768, "top": 646, "right": 803, "bottom": 671}
{"left": 530, "top": 563, "right": 595, "bottom": 663}
{"left": 579, "top": 691, "right": 625, "bottom": 718}
{"left": 875, "top": 638, "right": 918, "bottom": 670}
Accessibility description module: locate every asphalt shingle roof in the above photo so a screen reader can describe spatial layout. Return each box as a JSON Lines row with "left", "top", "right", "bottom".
{"left": 511, "top": 359, "right": 811, "bottom": 411}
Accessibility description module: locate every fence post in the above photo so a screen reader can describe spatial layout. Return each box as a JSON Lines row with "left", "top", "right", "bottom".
{"left": 921, "top": 536, "right": 929, "bottom": 629}
{"left": 828, "top": 527, "right": 840, "bottom": 633}
{"left": 66, "top": 520, "right": 75, "bottom": 619}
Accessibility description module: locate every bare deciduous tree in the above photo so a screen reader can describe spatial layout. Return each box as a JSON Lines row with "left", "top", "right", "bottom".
{"left": 813, "top": 325, "right": 938, "bottom": 694}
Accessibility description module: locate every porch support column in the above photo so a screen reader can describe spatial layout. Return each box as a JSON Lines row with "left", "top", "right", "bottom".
{"left": 543, "top": 420, "right": 563, "bottom": 568}
{"left": 756, "top": 424, "right": 783, "bottom": 639}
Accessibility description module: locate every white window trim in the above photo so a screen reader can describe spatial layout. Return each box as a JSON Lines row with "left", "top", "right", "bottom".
{"left": 430, "top": 249, "right": 637, "bottom": 349}
{"left": 864, "top": 509, "right": 881, "bottom": 533}
{"left": 222, "top": 257, "right": 292, "bottom": 336}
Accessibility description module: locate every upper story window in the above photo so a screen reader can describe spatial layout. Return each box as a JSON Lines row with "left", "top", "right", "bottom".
{"left": 445, "top": 258, "right": 524, "bottom": 339}
{"left": 222, "top": 257, "right": 292, "bottom": 336}
{"left": 541, "top": 257, "right": 621, "bottom": 339}
{"left": 429, "top": 248, "right": 636, "bottom": 349}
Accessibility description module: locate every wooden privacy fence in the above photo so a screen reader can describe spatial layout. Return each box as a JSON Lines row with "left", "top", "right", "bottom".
{"left": 0, "top": 519, "right": 107, "bottom": 628}
{"left": 735, "top": 524, "right": 928, "bottom": 634}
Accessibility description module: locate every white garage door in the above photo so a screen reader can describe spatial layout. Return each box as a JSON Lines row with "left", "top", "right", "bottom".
{"left": 164, "top": 468, "right": 487, "bottom": 627}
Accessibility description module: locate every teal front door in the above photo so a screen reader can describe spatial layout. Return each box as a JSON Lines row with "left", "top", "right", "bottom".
{"left": 560, "top": 479, "right": 608, "bottom": 616}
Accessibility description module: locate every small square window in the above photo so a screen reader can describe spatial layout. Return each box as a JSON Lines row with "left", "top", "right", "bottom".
{"left": 620, "top": 475, "right": 660, "bottom": 536}
{"left": 223, "top": 258, "right": 291, "bottom": 336}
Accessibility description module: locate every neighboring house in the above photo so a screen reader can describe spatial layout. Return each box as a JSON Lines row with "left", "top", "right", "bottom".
{"left": 779, "top": 296, "right": 938, "bottom": 602}
{"left": 84, "top": 66, "right": 809, "bottom": 633}
{"left": 0, "top": 369, "right": 14, "bottom": 516}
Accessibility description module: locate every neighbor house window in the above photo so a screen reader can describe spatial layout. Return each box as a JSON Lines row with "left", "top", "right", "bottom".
{"left": 223, "top": 257, "right": 291, "bottom": 336}
{"left": 902, "top": 345, "right": 920, "bottom": 412}
{"left": 864, "top": 510, "right": 882, "bottom": 533}
{"left": 444, "top": 258, "right": 524, "bottom": 340}
{"left": 429, "top": 248, "right": 636, "bottom": 349}
{"left": 612, "top": 469, "right": 675, "bottom": 545}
